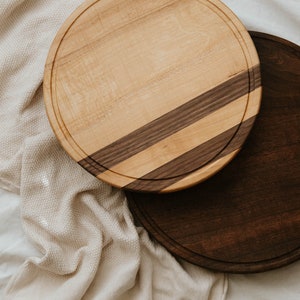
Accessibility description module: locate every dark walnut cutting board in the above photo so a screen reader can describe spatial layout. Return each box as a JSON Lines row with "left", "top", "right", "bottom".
{"left": 43, "top": 0, "right": 261, "bottom": 193}
{"left": 126, "top": 32, "right": 300, "bottom": 273}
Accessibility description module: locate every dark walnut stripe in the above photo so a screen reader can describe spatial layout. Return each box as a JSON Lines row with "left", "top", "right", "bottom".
{"left": 78, "top": 65, "right": 260, "bottom": 176}
{"left": 249, "top": 61, "right": 261, "bottom": 91}
{"left": 125, "top": 116, "right": 257, "bottom": 192}
{"left": 78, "top": 156, "right": 107, "bottom": 177}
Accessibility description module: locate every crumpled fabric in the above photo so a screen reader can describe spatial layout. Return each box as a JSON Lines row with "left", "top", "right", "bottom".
{"left": 0, "top": 1, "right": 226, "bottom": 299}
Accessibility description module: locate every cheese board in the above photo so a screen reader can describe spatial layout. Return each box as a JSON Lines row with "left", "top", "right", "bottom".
{"left": 126, "top": 32, "right": 300, "bottom": 273}
{"left": 43, "top": 0, "right": 261, "bottom": 192}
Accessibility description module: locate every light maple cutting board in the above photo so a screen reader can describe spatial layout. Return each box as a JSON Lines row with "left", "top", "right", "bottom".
{"left": 43, "top": 0, "right": 261, "bottom": 193}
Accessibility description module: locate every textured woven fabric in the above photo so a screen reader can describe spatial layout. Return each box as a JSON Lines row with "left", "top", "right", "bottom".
{"left": 0, "top": 1, "right": 226, "bottom": 299}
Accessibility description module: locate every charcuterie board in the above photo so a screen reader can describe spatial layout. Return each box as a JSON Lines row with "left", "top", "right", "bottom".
{"left": 126, "top": 32, "right": 300, "bottom": 273}
{"left": 43, "top": 0, "right": 261, "bottom": 192}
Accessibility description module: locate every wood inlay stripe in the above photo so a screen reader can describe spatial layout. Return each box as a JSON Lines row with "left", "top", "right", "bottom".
{"left": 125, "top": 116, "right": 257, "bottom": 192}
{"left": 78, "top": 156, "right": 107, "bottom": 177}
{"left": 104, "top": 95, "right": 247, "bottom": 180}
{"left": 78, "top": 66, "right": 260, "bottom": 176}
{"left": 161, "top": 150, "right": 239, "bottom": 192}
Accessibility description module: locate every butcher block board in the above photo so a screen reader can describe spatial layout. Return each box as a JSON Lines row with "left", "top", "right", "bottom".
{"left": 43, "top": 0, "right": 261, "bottom": 193}
{"left": 126, "top": 32, "right": 300, "bottom": 273}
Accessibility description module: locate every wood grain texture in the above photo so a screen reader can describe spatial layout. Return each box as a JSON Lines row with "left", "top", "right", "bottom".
{"left": 126, "top": 32, "right": 300, "bottom": 273}
{"left": 43, "top": 0, "right": 261, "bottom": 192}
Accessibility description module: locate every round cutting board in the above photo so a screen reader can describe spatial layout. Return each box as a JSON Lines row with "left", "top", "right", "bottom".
{"left": 126, "top": 32, "right": 300, "bottom": 273}
{"left": 44, "top": 0, "right": 261, "bottom": 193}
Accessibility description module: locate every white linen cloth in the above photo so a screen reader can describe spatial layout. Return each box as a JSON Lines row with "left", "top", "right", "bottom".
{"left": 0, "top": 0, "right": 299, "bottom": 299}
